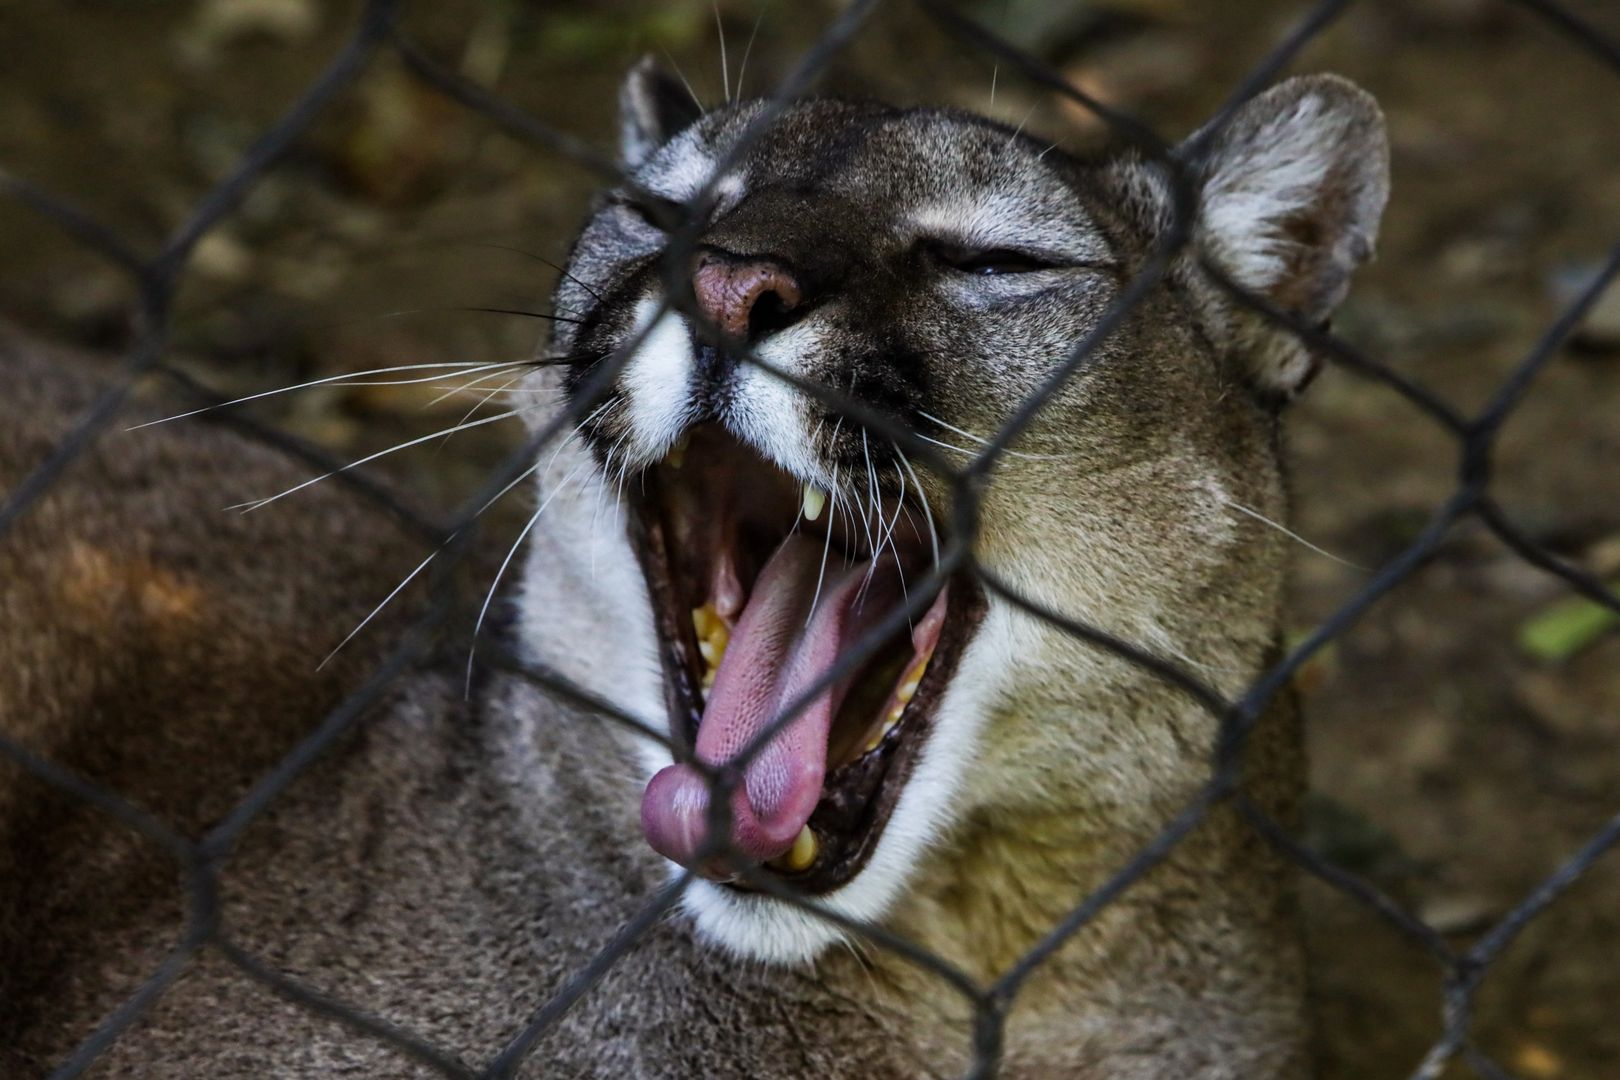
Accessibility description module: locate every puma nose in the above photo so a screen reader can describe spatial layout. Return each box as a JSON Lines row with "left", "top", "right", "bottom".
{"left": 691, "top": 251, "right": 803, "bottom": 343}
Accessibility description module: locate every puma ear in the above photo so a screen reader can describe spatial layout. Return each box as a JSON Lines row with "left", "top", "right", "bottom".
{"left": 619, "top": 55, "right": 704, "bottom": 170}
{"left": 1183, "top": 74, "right": 1389, "bottom": 397}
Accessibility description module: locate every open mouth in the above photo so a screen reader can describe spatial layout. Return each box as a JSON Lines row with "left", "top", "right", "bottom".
{"left": 628, "top": 424, "right": 984, "bottom": 894}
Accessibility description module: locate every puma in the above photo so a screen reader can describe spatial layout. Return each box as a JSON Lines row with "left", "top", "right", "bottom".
{"left": 1, "top": 63, "right": 1387, "bottom": 1077}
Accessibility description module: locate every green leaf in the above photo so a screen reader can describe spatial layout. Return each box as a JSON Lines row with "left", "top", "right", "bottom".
{"left": 1518, "top": 582, "right": 1620, "bottom": 662}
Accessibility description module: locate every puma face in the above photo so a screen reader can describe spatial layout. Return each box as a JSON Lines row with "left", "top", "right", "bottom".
{"left": 521, "top": 61, "right": 1387, "bottom": 962}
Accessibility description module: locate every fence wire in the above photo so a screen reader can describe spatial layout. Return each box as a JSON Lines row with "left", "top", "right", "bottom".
{"left": 2, "top": 1, "right": 1618, "bottom": 1078}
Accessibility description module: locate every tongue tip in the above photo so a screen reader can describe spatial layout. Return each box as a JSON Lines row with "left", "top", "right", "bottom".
{"left": 640, "top": 762, "right": 810, "bottom": 868}
{"left": 641, "top": 764, "right": 711, "bottom": 868}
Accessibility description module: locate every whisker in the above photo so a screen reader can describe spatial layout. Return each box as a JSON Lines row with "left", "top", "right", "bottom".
{"left": 895, "top": 446, "right": 940, "bottom": 570}
{"left": 424, "top": 365, "right": 532, "bottom": 410}
{"left": 459, "top": 241, "right": 603, "bottom": 303}
{"left": 440, "top": 370, "right": 530, "bottom": 438}
{"left": 128, "top": 360, "right": 524, "bottom": 430}
{"left": 913, "top": 432, "right": 986, "bottom": 459}
{"left": 317, "top": 547, "right": 442, "bottom": 671}
{"left": 229, "top": 406, "right": 529, "bottom": 514}
{"left": 880, "top": 460, "right": 911, "bottom": 617}
{"left": 714, "top": 2, "right": 731, "bottom": 104}
{"left": 414, "top": 305, "right": 585, "bottom": 325}
{"left": 318, "top": 421, "right": 584, "bottom": 671}
{"left": 428, "top": 384, "right": 556, "bottom": 396}
{"left": 807, "top": 466, "right": 839, "bottom": 629}
{"left": 661, "top": 49, "right": 705, "bottom": 113}
{"left": 1221, "top": 498, "right": 1369, "bottom": 571}
{"left": 1007, "top": 102, "right": 1038, "bottom": 145}
{"left": 858, "top": 430, "right": 880, "bottom": 589}
{"left": 915, "top": 410, "right": 1072, "bottom": 461}
{"left": 465, "top": 464, "right": 586, "bottom": 695}
{"left": 735, "top": 6, "right": 765, "bottom": 99}
{"left": 489, "top": 397, "right": 616, "bottom": 517}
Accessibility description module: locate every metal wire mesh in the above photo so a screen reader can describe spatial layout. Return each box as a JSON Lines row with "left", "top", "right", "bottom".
{"left": 2, "top": 1, "right": 1618, "bottom": 1077}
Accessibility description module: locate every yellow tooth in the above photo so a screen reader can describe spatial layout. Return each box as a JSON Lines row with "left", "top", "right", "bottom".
{"left": 666, "top": 433, "right": 690, "bottom": 469}
{"left": 773, "top": 826, "right": 819, "bottom": 872}
{"left": 895, "top": 655, "right": 928, "bottom": 707}
{"left": 693, "top": 604, "right": 729, "bottom": 679}
{"left": 802, "top": 483, "right": 827, "bottom": 522}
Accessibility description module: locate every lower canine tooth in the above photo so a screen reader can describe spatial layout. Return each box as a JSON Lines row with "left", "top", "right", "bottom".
{"left": 774, "top": 826, "right": 818, "bottom": 872}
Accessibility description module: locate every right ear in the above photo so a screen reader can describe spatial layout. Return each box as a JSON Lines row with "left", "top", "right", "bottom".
{"left": 1179, "top": 74, "right": 1390, "bottom": 398}
{"left": 619, "top": 56, "right": 704, "bottom": 170}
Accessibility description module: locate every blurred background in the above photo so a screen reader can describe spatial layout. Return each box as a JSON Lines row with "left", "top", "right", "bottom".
{"left": 2, "top": 1, "right": 1617, "bottom": 1075}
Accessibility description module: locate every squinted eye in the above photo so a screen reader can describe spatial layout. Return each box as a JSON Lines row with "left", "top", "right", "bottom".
{"left": 931, "top": 242, "right": 1059, "bottom": 276}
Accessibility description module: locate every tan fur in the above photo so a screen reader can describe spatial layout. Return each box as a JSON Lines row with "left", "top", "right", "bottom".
{"left": 0, "top": 73, "right": 1386, "bottom": 1079}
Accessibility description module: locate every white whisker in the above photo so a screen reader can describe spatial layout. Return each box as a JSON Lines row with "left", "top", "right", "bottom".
{"left": 714, "top": 2, "right": 730, "bottom": 103}
{"left": 437, "top": 371, "right": 529, "bottom": 440}
{"left": 465, "top": 464, "right": 585, "bottom": 695}
{"left": 735, "top": 7, "right": 765, "bottom": 99}
{"left": 318, "top": 547, "right": 442, "bottom": 671}
{"left": 807, "top": 467, "right": 839, "bottom": 628}
{"left": 662, "top": 50, "right": 705, "bottom": 113}
{"left": 915, "top": 410, "right": 1071, "bottom": 461}
{"left": 858, "top": 430, "right": 880, "bottom": 585}
{"left": 1222, "top": 498, "right": 1368, "bottom": 571}
{"left": 424, "top": 365, "right": 530, "bottom": 409}
{"left": 913, "top": 431, "right": 984, "bottom": 459}
{"left": 896, "top": 446, "right": 940, "bottom": 570}
{"left": 229, "top": 406, "right": 528, "bottom": 513}
{"left": 128, "top": 360, "right": 525, "bottom": 430}
{"left": 1008, "top": 102, "right": 1038, "bottom": 145}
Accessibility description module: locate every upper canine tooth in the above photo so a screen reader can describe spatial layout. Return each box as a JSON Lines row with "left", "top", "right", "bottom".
{"left": 665, "top": 433, "right": 690, "bottom": 469}
{"left": 802, "top": 483, "right": 827, "bottom": 522}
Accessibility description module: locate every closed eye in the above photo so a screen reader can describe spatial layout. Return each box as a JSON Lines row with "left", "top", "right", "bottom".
{"left": 927, "top": 240, "right": 1100, "bottom": 276}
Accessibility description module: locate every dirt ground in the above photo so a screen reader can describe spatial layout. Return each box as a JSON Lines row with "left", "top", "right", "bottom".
{"left": 2, "top": 1, "right": 1617, "bottom": 1077}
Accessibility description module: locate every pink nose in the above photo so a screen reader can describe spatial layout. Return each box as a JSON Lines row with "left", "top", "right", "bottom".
{"left": 691, "top": 252, "right": 803, "bottom": 341}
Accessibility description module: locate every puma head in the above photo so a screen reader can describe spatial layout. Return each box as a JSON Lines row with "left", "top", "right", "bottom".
{"left": 517, "top": 64, "right": 1388, "bottom": 962}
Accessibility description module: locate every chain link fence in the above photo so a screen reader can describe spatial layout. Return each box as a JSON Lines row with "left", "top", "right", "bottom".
{"left": 2, "top": 1, "right": 1618, "bottom": 1077}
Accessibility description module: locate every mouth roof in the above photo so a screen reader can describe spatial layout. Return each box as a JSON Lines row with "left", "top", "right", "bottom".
{"left": 627, "top": 424, "right": 984, "bottom": 893}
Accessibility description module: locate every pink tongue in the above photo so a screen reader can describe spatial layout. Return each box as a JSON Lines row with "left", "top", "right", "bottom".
{"left": 641, "top": 535, "right": 899, "bottom": 872}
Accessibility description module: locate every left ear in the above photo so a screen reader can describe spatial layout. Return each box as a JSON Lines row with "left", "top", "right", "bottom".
{"left": 1182, "top": 74, "right": 1390, "bottom": 397}
{"left": 619, "top": 55, "right": 705, "bottom": 170}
